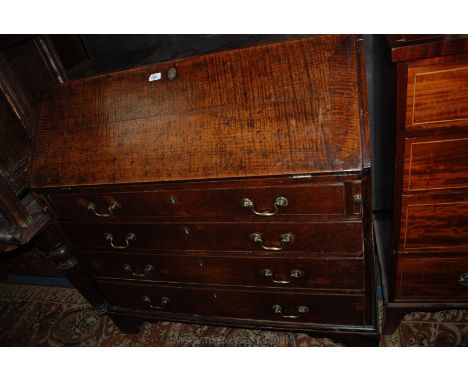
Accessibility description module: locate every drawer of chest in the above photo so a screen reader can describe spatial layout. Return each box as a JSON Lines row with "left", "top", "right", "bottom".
{"left": 98, "top": 280, "right": 365, "bottom": 326}
{"left": 62, "top": 221, "right": 363, "bottom": 254}
{"left": 405, "top": 59, "right": 468, "bottom": 132}
{"left": 45, "top": 180, "right": 362, "bottom": 220}
{"left": 403, "top": 134, "right": 468, "bottom": 192}
{"left": 399, "top": 192, "right": 468, "bottom": 252}
{"left": 79, "top": 251, "right": 365, "bottom": 290}
{"left": 395, "top": 256, "right": 468, "bottom": 301}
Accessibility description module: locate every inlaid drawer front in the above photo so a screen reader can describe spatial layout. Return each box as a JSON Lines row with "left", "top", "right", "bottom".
{"left": 406, "top": 60, "right": 468, "bottom": 131}
{"left": 403, "top": 135, "right": 468, "bottom": 191}
{"left": 47, "top": 181, "right": 361, "bottom": 220}
{"left": 396, "top": 257, "right": 468, "bottom": 301}
{"left": 400, "top": 194, "right": 468, "bottom": 252}
{"left": 97, "top": 281, "right": 365, "bottom": 325}
{"left": 62, "top": 221, "right": 363, "bottom": 254}
{"left": 79, "top": 252, "right": 365, "bottom": 290}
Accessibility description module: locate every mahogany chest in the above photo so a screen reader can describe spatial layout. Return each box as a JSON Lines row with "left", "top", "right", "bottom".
{"left": 373, "top": 35, "right": 468, "bottom": 333}
{"left": 31, "top": 35, "right": 378, "bottom": 345}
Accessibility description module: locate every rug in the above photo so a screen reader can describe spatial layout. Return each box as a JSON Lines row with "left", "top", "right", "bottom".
{"left": 0, "top": 283, "right": 466, "bottom": 346}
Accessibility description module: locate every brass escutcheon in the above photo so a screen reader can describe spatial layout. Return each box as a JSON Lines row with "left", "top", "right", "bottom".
{"left": 167, "top": 67, "right": 177, "bottom": 80}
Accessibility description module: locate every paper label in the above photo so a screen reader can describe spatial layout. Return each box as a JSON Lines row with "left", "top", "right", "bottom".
{"left": 148, "top": 72, "right": 162, "bottom": 82}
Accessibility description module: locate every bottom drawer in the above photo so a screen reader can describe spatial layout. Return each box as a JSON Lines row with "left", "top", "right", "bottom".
{"left": 396, "top": 256, "right": 468, "bottom": 301}
{"left": 97, "top": 281, "right": 365, "bottom": 326}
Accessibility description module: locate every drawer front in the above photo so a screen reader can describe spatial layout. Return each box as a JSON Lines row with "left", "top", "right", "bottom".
{"left": 403, "top": 135, "right": 468, "bottom": 191}
{"left": 79, "top": 252, "right": 365, "bottom": 290}
{"left": 47, "top": 181, "right": 361, "bottom": 220}
{"left": 396, "top": 256, "right": 468, "bottom": 301}
{"left": 406, "top": 59, "right": 468, "bottom": 132}
{"left": 62, "top": 221, "right": 363, "bottom": 254}
{"left": 399, "top": 193, "right": 468, "bottom": 252}
{"left": 98, "top": 281, "right": 365, "bottom": 325}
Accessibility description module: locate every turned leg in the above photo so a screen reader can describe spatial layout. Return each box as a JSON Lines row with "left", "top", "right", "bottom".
{"left": 109, "top": 314, "right": 144, "bottom": 335}
{"left": 34, "top": 223, "right": 108, "bottom": 313}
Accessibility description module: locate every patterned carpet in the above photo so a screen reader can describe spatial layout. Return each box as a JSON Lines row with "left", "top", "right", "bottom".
{"left": 0, "top": 283, "right": 467, "bottom": 346}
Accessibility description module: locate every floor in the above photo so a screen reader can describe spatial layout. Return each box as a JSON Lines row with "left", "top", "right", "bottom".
{"left": 0, "top": 282, "right": 467, "bottom": 346}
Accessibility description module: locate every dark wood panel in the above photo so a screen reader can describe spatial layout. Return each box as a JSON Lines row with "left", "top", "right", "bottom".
{"left": 31, "top": 35, "right": 364, "bottom": 188}
{"left": 387, "top": 34, "right": 468, "bottom": 62}
{"left": 79, "top": 251, "right": 364, "bottom": 290}
{"left": 406, "top": 58, "right": 468, "bottom": 131}
{"left": 61, "top": 221, "right": 363, "bottom": 254}
{"left": 98, "top": 280, "right": 365, "bottom": 325}
{"left": 0, "top": 92, "right": 30, "bottom": 173}
{"left": 403, "top": 134, "right": 468, "bottom": 191}
{"left": 48, "top": 180, "right": 360, "bottom": 221}
{"left": 396, "top": 256, "right": 468, "bottom": 301}
{"left": 399, "top": 193, "right": 468, "bottom": 252}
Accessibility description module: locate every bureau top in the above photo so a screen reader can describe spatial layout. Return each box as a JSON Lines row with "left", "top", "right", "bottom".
{"left": 31, "top": 35, "right": 368, "bottom": 189}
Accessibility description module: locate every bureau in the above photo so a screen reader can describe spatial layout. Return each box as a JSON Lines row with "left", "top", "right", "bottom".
{"left": 373, "top": 35, "right": 468, "bottom": 334}
{"left": 30, "top": 35, "right": 378, "bottom": 346}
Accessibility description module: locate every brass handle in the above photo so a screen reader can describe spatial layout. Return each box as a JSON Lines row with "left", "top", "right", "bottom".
{"left": 87, "top": 201, "right": 120, "bottom": 217}
{"left": 123, "top": 264, "right": 154, "bottom": 277}
{"left": 249, "top": 232, "right": 295, "bottom": 251}
{"left": 458, "top": 272, "right": 468, "bottom": 287}
{"left": 272, "top": 304, "right": 308, "bottom": 319}
{"left": 104, "top": 232, "right": 136, "bottom": 249}
{"left": 143, "top": 296, "right": 170, "bottom": 309}
{"left": 167, "top": 67, "right": 177, "bottom": 80}
{"left": 241, "top": 196, "right": 288, "bottom": 216}
{"left": 260, "top": 268, "right": 304, "bottom": 284}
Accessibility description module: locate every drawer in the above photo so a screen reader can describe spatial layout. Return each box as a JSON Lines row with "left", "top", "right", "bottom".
{"left": 396, "top": 256, "right": 468, "bottom": 301}
{"left": 403, "top": 134, "right": 468, "bottom": 191}
{"left": 79, "top": 251, "right": 365, "bottom": 290}
{"left": 405, "top": 59, "right": 468, "bottom": 132}
{"left": 399, "top": 192, "right": 468, "bottom": 252}
{"left": 46, "top": 180, "right": 362, "bottom": 220}
{"left": 98, "top": 280, "right": 365, "bottom": 326}
{"left": 62, "top": 221, "right": 363, "bottom": 255}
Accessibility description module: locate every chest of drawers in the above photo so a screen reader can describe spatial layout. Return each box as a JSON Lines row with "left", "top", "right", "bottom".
{"left": 30, "top": 35, "right": 378, "bottom": 346}
{"left": 373, "top": 35, "right": 468, "bottom": 334}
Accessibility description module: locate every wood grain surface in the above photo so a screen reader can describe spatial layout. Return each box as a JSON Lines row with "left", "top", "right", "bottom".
{"left": 396, "top": 256, "right": 468, "bottom": 301}
{"left": 406, "top": 57, "right": 468, "bottom": 131}
{"left": 403, "top": 134, "right": 468, "bottom": 191}
{"left": 98, "top": 280, "right": 366, "bottom": 325}
{"left": 31, "top": 35, "right": 364, "bottom": 188}
{"left": 400, "top": 193, "right": 468, "bottom": 251}
{"left": 79, "top": 251, "right": 365, "bottom": 290}
{"left": 387, "top": 34, "right": 468, "bottom": 62}
{"left": 47, "top": 178, "right": 362, "bottom": 221}
{"left": 61, "top": 221, "right": 363, "bottom": 254}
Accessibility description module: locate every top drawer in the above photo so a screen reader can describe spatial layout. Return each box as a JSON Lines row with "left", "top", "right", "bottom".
{"left": 405, "top": 57, "right": 468, "bottom": 132}
{"left": 45, "top": 179, "right": 362, "bottom": 221}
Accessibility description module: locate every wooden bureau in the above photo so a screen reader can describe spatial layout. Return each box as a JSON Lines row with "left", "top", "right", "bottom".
{"left": 30, "top": 35, "right": 378, "bottom": 346}
{"left": 373, "top": 35, "right": 468, "bottom": 334}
